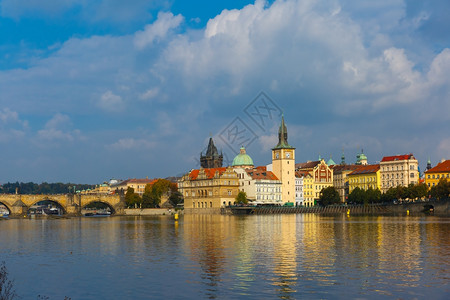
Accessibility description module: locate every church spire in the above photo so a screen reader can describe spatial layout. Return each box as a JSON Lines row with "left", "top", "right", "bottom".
{"left": 273, "top": 114, "right": 294, "bottom": 149}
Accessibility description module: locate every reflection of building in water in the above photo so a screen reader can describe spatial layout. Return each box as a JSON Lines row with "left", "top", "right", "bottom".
{"left": 271, "top": 214, "right": 299, "bottom": 298}
{"left": 299, "top": 214, "right": 337, "bottom": 285}
{"left": 182, "top": 214, "right": 231, "bottom": 299}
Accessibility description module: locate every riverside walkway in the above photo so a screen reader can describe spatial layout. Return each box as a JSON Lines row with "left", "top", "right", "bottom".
{"left": 222, "top": 199, "right": 449, "bottom": 215}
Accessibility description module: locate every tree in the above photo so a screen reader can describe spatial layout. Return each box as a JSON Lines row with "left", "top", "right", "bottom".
{"left": 430, "top": 178, "right": 450, "bottom": 200}
{"left": 348, "top": 187, "right": 367, "bottom": 205}
{"left": 235, "top": 191, "right": 248, "bottom": 204}
{"left": 366, "top": 188, "right": 381, "bottom": 204}
{"left": 125, "top": 187, "right": 141, "bottom": 208}
{"left": 169, "top": 191, "right": 183, "bottom": 207}
{"left": 381, "top": 187, "right": 397, "bottom": 203}
{"left": 142, "top": 179, "right": 177, "bottom": 208}
{"left": 410, "top": 183, "right": 428, "bottom": 200}
{"left": 319, "top": 187, "right": 340, "bottom": 206}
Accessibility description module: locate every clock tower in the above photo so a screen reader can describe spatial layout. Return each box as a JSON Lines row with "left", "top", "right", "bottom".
{"left": 272, "top": 115, "right": 296, "bottom": 204}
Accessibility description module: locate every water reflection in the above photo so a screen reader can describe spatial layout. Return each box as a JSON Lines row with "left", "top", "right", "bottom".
{"left": 0, "top": 215, "right": 448, "bottom": 299}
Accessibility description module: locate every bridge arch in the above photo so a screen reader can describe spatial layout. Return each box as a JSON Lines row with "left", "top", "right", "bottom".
{"left": 28, "top": 198, "right": 66, "bottom": 215}
{"left": 0, "top": 201, "right": 12, "bottom": 214}
{"left": 82, "top": 200, "right": 116, "bottom": 215}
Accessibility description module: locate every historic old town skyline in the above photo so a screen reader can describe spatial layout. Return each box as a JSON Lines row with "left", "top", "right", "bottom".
{"left": 0, "top": 0, "right": 449, "bottom": 184}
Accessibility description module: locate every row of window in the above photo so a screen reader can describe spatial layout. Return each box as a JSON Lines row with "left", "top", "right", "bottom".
{"left": 427, "top": 174, "right": 450, "bottom": 179}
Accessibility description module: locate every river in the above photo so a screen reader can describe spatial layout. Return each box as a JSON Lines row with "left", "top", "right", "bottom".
{"left": 0, "top": 214, "right": 449, "bottom": 299}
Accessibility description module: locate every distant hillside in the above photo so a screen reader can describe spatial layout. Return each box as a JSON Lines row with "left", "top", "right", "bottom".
{"left": 0, "top": 182, "right": 95, "bottom": 195}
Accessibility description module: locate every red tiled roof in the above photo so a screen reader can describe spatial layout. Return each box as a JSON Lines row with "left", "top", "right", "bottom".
{"left": 189, "top": 168, "right": 227, "bottom": 180}
{"left": 255, "top": 166, "right": 267, "bottom": 171}
{"left": 246, "top": 170, "right": 279, "bottom": 180}
{"left": 381, "top": 154, "right": 415, "bottom": 162}
{"left": 348, "top": 164, "right": 380, "bottom": 176}
{"left": 425, "top": 160, "right": 450, "bottom": 173}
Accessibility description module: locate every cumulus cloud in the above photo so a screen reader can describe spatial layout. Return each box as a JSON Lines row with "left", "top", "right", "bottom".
{"left": 37, "top": 113, "right": 81, "bottom": 143}
{"left": 0, "top": 0, "right": 449, "bottom": 181}
{"left": 134, "top": 12, "right": 184, "bottom": 49}
{"left": 98, "top": 91, "right": 125, "bottom": 112}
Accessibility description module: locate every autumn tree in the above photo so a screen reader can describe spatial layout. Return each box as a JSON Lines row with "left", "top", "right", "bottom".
{"left": 142, "top": 179, "right": 177, "bottom": 208}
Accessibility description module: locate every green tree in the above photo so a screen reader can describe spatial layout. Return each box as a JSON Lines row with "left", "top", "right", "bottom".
{"left": 235, "top": 191, "right": 248, "bottom": 204}
{"left": 169, "top": 191, "right": 183, "bottom": 207}
{"left": 381, "top": 187, "right": 397, "bottom": 203}
{"left": 319, "top": 186, "right": 340, "bottom": 206}
{"left": 410, "top": 183, "right": 428, "bottom": 200}
{"left": 125, "top": 187, "right": 141, "bottom": 208}
{"left": 366, "top": 188, "right": 381, "bottom": 204}
{"left": 348, "top": 187, "right": 367, "bottom": 205}
{"left": 430, "top": 178, "right": 450, "bottom": 200}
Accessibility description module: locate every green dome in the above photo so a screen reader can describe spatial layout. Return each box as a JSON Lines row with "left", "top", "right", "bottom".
{"left": 232, "top": 147, "right": 254, "bottom": 167}
{"left": 327, "top": 157, "right": 336, "bottom": 166}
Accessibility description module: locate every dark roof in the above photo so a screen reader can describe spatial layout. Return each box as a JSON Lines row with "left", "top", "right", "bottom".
{"left": 425, "top": 160, "right": 450, "bottom": 173}
{"left": 295, "top": 171, "right": 312, "bottom": 178}
{"left": 205, "top": 137, "right": 220, "bottom": 158}
{"left": 332, "top": 164, "right": 360, "bottom": 173}
{"left": 348, "top": 165, "right": 380, "bottom": 176}
{"left": 381, "top": 154, "right": 415, "bottom": 162}
{"left": 296, "top": 161, "right": 320, "bottom": 170}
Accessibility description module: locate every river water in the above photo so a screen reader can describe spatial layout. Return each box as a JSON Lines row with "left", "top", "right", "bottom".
{"left": 0, "top": 214, "right": 449, "bottom": 299}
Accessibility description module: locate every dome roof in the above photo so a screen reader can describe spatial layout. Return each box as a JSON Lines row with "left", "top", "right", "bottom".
{"left": 327, "top": 157, "right": 336, "bottom": 166}
{"left": 232, "top": 147, "right": 254, "bottom": 167}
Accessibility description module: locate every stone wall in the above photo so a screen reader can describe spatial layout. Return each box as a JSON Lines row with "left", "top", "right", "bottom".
{"left": 124, "top": 208, "right": 180, "bottom": 215}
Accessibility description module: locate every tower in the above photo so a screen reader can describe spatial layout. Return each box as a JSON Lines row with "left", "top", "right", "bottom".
{"left": 200, "top": 137, "right": 223, "bottom": 168}
{"left": 356, "top": 149, "right": 368, "bottom": 165}
{"left": 272, "top": 115, "right": 296, "bottom": 204}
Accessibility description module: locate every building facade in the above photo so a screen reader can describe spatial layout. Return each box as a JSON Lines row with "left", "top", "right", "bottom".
{"left": 235, "top": 168, "right": 282, "bottom": 204}
{"left": 332, "top": 165, "right": 360, "bottom": 203}
{"left": 380, "top": 154, "right": 419, "bottom": 192}
{"left": 178, "top": 167, "right": 239, "bottom": 212}
{"left": 296, "top": 159, "right": 333, "bottom": 200}
{"left": 295, "top": 171, "right": 314, "bottom": 206}
{"left": 424, "top": 159, "right": 450, "bottom": 188}
{"left": 272, "top": 116, "right": 296, "bottom": 204}
{"left": 348, "top": 165, "right": 381, "bottom": 193}
{"left": 110, "top": 178, "right": 156, "bottom": 196}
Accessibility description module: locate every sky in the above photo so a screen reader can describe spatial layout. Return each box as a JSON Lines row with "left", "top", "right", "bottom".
{"left": 0, "top": 0, "right": 449, "bottom": 183}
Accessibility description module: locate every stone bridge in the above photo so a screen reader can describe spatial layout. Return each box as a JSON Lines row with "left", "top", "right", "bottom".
{"left": 0, "top": 194, "right": 126, "bottom": 217}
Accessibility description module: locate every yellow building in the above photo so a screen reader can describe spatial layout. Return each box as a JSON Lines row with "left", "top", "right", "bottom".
{"left": 272, "top": 116, "right": 296, "bottom": 204}
{"left": 348, "top": 165, "right": 381, "bottom": 193}
{"left": 296, "top": 171, "right": 314, "bottom": 207}
{"left": 332, "top": 165, "right": 360, "bottom": 203}
{"left": 178, "top": 167, "right": 239, "bottom": 213}
{"left": 296, "top": 159, "right": 333, "bottom": 201}
{"left": 424, "top": 159, "right": 450, "bottom": 188}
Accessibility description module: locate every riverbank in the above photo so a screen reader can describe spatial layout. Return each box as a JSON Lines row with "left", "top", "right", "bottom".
{"left": 124, "top": 208, "right": 182, "bottom": 216}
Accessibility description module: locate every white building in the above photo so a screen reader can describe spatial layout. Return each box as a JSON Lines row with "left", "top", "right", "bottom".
{"left": 234, "top": 167, "right": 282, "bottom": 205}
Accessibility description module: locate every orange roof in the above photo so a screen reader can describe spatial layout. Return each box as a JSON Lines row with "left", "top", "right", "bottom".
{"left": 255, "top": 166, "right": 267, "bottom": 171}
{"left": 331, "top": 164, "right": 360, "bottom": 173}
{"left": 348, "top": 164, "right": 380, "bottom": 176}
{"left": 381, "top": 154, "right": 415, "bottom": 162}
{"left": 425, "top": 160, "right": 450, "bottom": 173}
{"left": 189, "top": 168, "right": 228, "bottom": 180}
{"left": 246, "top": 170, "right": 279, "bottom": 180}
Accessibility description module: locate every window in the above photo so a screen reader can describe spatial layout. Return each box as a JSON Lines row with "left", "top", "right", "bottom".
{"left": 410, "top": 173, "right": 414, "bottom": 178}
{"left": 437, "top": 175, "right": 440, "bottom": 179}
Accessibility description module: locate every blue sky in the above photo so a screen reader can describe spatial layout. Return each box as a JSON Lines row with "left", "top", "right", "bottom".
{"left": 0, "top": 0, "right": 449, "bottom": 183}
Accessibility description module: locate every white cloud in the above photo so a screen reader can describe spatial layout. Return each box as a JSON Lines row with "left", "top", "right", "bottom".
{"left": 139, "top": 87, "right": 159, "bottom": 101}
{"left": 98, "top": 91, "right": 125, "bottom": 112}
{"left": 134, "top": 12, "right": 184, "bottom": 49}
{"left": 36, "top": 113, "right": 82, "bottom": 143}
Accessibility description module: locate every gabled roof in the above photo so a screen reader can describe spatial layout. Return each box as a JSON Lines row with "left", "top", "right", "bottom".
{"left": 381, "top": 154, "right": 415, "bottom": 162}
{"left": 246, "top": 170, "right": 279, "bottom": 180}
{"left": 348, "top": 164, "right": 380, "bottom": 176}
{"left": 425, "top": 160, "right": 450, "bottom": 173}
{"left": 189, "top": 167, "right": 228, "bottom": 180}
